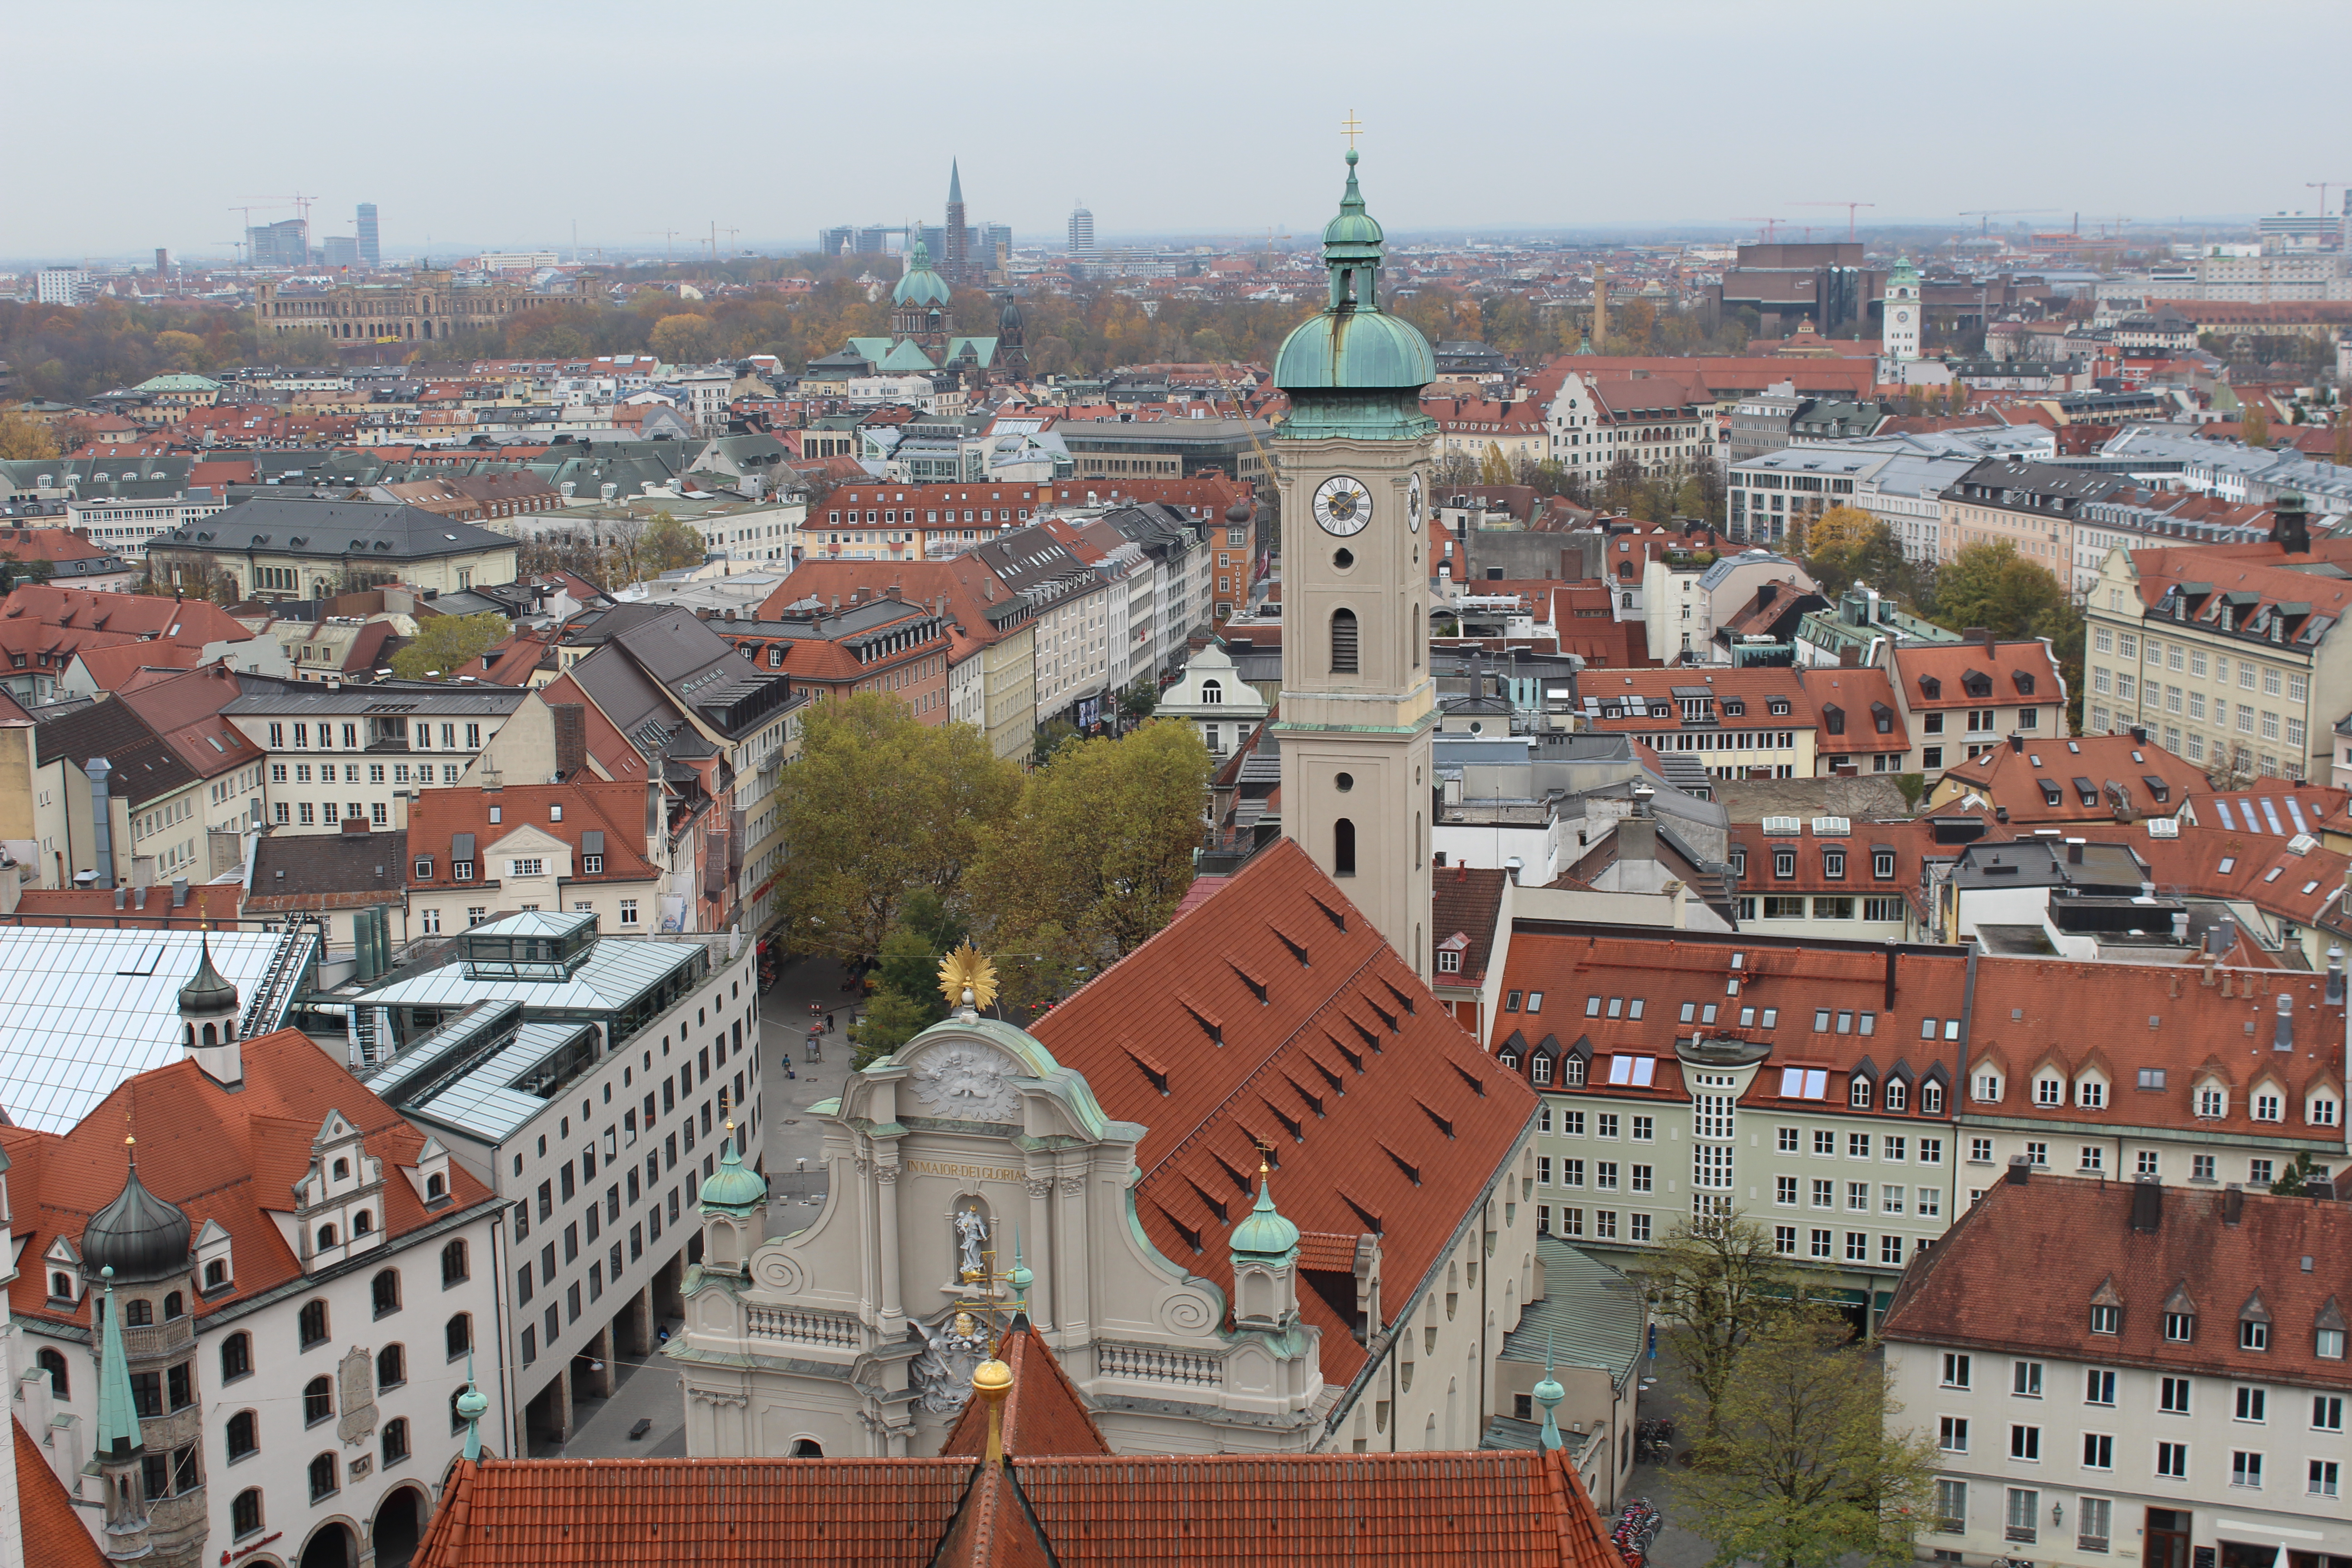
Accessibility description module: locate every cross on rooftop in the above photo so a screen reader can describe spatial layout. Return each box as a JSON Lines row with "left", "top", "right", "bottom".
{"left": 1341, "top": 111, "right": 1362, "bottom": 149}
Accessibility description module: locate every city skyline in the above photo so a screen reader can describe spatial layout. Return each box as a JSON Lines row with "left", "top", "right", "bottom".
{"left": 12, "top": 0, "right": 2351, "bottom": 262}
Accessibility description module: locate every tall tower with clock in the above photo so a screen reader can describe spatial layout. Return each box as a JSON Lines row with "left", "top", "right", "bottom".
{"left": 1271, "top": 148, "right": 1437, "bottom": 980}
{"left": 1883, "top": 255, "right": 1921, "bottom": 365}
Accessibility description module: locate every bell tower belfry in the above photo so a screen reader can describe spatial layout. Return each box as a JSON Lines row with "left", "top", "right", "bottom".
{"left": 1272, "top": 149, "right": 1437, "bottom": 979}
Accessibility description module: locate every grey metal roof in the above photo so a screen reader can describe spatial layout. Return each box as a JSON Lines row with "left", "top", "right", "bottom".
{"left": 223, "top": 688, "right": 528, "bottom": 717}
{"left": 0, "top": 927, "right": 310, "bottom": 1134}
{"left": 1498, "top": 1234, "right": 1646, "bottom": 1385}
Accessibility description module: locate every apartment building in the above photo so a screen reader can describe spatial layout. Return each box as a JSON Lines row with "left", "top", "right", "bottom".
{"left": 1884, "top": 1174, "right": 2352, "bottom": 1568}
{"left": 1885, "top": 637, "right": 2068, "bottom": 779}
{"left": 2084, "top": 531, "right": 2352, "bottom": 783}
{"left": 353, "top": 912, "right": 762, "bottom": 1450}
{"left": 973, "top": 526, "right": 1114, "bottom": 729}
{"left": 405, "top": 781, "right": 663, "bottom": 938}
{"left": 222, "top": 686, "right": 534, "bottom": 833}
{"left": 1483, "top": 926, "right": 2352, "bottom": 1325}
{"left": 1939, "top": 459, "right": 2124, "bottom": 585}
{"left": 1722, "top": 814, "right": 1937, "bottom": 941}
{"left": 1578, "top": 664, "right": 1911, "bottom": 780}
{"left": 4, "top": 991, "right": 507, "bottom": 1568}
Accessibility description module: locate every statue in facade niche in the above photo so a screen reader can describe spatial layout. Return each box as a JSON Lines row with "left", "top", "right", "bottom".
{"left": 910, "top": 1310, "right": 992, "bottom": 1412}
{"left": 954, "top": 1204, "right": 989, "bottom": 1279}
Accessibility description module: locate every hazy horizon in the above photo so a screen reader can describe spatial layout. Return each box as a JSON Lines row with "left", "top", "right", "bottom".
{"left": 15, "top": 0, "right": 2350, "bottom": 265}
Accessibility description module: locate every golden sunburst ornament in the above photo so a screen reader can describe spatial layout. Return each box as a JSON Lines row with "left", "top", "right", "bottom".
{"left": 937, "top": 943, "right": 999, "bottom": 1013}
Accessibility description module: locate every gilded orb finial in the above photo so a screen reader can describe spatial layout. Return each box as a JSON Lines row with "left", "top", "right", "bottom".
{"left": 936, "top": 942, "right": 999, "bottom": 1014}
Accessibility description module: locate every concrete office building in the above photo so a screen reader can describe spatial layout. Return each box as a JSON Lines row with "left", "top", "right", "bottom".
{"left": 352, "top": 911, "right": 764, "bottom": 1450}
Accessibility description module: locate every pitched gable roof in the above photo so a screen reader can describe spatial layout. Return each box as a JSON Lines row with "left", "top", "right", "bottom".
{"left": 0, "top": 1029, "right": 499, "bottom": 1328}
{"left": 1029, "top": 839, "right": 1538, "bottom": 1387}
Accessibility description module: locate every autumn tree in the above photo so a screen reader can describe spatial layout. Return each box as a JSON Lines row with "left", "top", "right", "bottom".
{"left": 972, "top": 721, "right": 1210, "bottom": 1011}
{"left": 774, "top": 693, "right": 1021, "bottom": 967}
{"left": 599, "top": 510, "right": 707, "bottom": 588}
{"left": 1635, "top": 1212, "right": 1803, "bottom": 1439}
{"left": 649, "top": 311, "right": 721, "bottom": 364}
{"left": 1796, "top": 505, "right": 1911, "bottom": 601}
{"left": 1672, "top": 1311, "right": 1940, "bottom": 1568}
{"left": 1478, "top": 441, "right": 1514, "bottom": 486}
{"left": 1925, "top": 541, "right": 2085, "bottom": 729}
{"left": 2242, "top": 406, "right": 2271, "bottom": 448}
{"left": 388, "top": 611, "right": 513, "bottom": 680}
{"left": 0, "top": 406, "right": 58, "bottom": 461}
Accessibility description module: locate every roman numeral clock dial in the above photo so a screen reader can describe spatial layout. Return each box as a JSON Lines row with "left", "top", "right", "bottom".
{"left": 1312, "top": 474, "right": 1372, "bottom": 536}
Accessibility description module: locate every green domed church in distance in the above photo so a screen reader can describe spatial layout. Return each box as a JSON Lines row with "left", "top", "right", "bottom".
{"left": 1273, "top": 148, "right": 1440, "bottom": 982}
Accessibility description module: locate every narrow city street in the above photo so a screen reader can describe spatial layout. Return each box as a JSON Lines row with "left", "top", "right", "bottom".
{"left": 543, "top": 950, "right": 861, "bottom": 1459}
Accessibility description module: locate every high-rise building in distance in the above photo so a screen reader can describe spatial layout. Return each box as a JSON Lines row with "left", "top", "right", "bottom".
{"left": 323, "top": 235, "right": 360, "bottom": 269}
{"left": 357, "top": 203, "right": 380, "bottom": 268}
{"left": 247, "top": 217, "right": 309, "bottom": 270}
{"left": 1068, "top": 201, "right": 1095, "bottom": 259}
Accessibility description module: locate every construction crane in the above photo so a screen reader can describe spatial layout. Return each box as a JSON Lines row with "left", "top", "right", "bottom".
{"left": 1958, "top": 208, "right": 2058, "bottom": 236}
{"left": 2307, "top": 181, "right": 2349, "bottom": 219}
{"left": 639, "top": 229, "right": 680, "bottom": 265}
{"left": 1735, "top": 216, "right": 1787, "bottom": 243}
{"left": 1797, "top": 201, "right": 1876, "bottom": 242}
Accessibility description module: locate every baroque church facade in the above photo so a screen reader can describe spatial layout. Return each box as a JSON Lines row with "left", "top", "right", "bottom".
{"left": 675, "top": 155, "right": 1541, "bottom": 1460}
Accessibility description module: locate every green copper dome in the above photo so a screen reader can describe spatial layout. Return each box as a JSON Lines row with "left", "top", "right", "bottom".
{"left": 1229, "top": 1168, "right": 1301, "bottom": 1260}
{"left": 1275, "top": 150, "right": 1436, "bottom": 440}
{"left": 698, "top": 1128, "right": 767, "bottom": 1215}
{"left": 894, "top": 240, "right": 952, "bottom": 308}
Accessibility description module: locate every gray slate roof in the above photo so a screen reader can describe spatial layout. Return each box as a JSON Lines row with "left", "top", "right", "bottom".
{"left": 160, "top": 498, "right": 514, "bottom": 561}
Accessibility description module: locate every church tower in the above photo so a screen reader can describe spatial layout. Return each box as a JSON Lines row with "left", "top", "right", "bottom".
{"left": 1272, "top": 149, "right": 1437, "bottom": 980}
{"left": 1883, "top": 255, "right": 1921, "bottom": 364}
{"left": 944, "top": 160, "right": 969, "bottom": 286}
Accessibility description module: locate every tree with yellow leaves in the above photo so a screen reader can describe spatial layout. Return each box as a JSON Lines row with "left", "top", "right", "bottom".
{"left": 0, "top": 406, "right": 59, "bottom": 461}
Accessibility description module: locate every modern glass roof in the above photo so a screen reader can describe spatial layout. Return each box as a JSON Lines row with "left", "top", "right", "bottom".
{"left": 0, "top": 927, "right": 310, "bottom": 1134}
{"left": 356, "top": 931, "right": 704, "bottom": 1015}
{"left": 361, "top": 1000, "right": 602, "bottom": 1143}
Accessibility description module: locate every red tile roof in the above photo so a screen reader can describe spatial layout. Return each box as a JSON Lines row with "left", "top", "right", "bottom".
{"left": 1432, "top": 865, "right": 1510, "bottom": 989}
{"left": 414, "top": 1443, "right": 1620, "bottom": 1568}
{"left": 0, "top": 1029, "right": 499, "bottom": 1329}
{"left": 0, "top": 583, "right": 254, "bottom": 647}
{"left": 1883, "top": 1172, "right": 2352, "bottom": 1391}
{"left": 64, "top": 640, "right": 203, "bottom": 693}
{"left": 1931, "top": 735, "right": 2205, "bottom": 825}
{"left": 1891, "top": 640, "right": 2063, "bottom": 711}
{"left": 1029, "top": 839, "right": 1539, "bottom": 1387}
{"left": 114, "top": 661, "right": 261, "bottom": 777}
{"left": 407, "top": 781, "right": 657, "bottom": 892}
{"left": 0, "top": 883, "right": 247, "bottom": 930}
{"left": 1488, "top": 930, "right": 1973, "bottom": 1112}
{"left": 13, "top": 1416, "right": 104, "bottom": 1568}
{"left": 939, "top": 1324, "right": 1114, "bottom": 1460}
{"left": 1960, "top": 956, "right": 2343, "bottom": 1143}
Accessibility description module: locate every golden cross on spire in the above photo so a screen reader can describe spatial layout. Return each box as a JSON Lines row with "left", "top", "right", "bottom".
{"left": 1254, "top": 1135, "right": 1274, "bottom": 1175}
{"left": 1341, "top": 111, "right": 1362, "bottom": 150}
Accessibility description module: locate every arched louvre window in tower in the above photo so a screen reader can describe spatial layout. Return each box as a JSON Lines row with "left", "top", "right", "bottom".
{"left": 1334, "top": 818, "right": 1357, "bottom": 877}
{"left": 1330, "top": 609, "right": 1359, "bottom": 674}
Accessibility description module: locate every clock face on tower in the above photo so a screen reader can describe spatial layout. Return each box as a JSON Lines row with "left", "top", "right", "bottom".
{"left": 1406, "top": 472, "right": 1423, "bottom": 533}
{"left": 1313, "top": 475, "right": 1372, "bottom": 536}
{"left": 1894, "top": 309, "right": 1912, "bottom": 324}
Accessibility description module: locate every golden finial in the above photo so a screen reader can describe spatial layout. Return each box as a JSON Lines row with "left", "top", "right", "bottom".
{"left": 1254, "top": 1135, "right": 1274, "bottom": 1176}
{"left": 936, "top": 942, "right": 999, "bottom": 1012}
{"left": 1341, "top": 110, "right": 1363, "bottom": 150}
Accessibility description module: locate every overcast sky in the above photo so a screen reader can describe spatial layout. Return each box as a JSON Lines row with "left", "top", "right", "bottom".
{"left": 18, "top": 0, "right": 2351, "bottom": 265}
